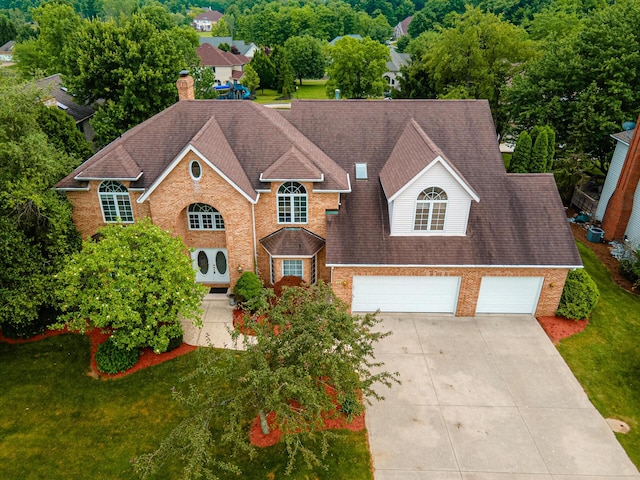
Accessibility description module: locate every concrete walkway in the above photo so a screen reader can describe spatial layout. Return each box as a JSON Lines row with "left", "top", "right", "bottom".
{"left": 181, "top": 293, "right": 245, "bottom": 349}
{"left": 367, "top": 314, "right": 640, "bottom": 479}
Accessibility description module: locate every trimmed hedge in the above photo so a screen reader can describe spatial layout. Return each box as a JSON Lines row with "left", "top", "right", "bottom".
{"left": 166, "top": 334, "right": 183, "bottom": 352}
{"left": 96, "top": 337, "right": 140, "bottom": 374}
{"left": 556, "top": 269, "right": 599, "bottom": 320}
{"left": 233, "top": 271, "right": 263, "bottom": 304}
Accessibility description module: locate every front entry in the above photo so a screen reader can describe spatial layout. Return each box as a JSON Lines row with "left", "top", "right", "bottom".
{"left": 191, "top": 248, "right": 229, "bottom": 284}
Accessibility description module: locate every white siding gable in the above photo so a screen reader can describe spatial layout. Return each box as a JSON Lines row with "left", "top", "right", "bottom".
{"left": 624, "top": 182, "right": 640, "bottom": 249}
{"left": 595, "top": 138, "right": 629, "bottom": 221}
{"left": 389, "top": 160, "right": 474, "bottom": 236}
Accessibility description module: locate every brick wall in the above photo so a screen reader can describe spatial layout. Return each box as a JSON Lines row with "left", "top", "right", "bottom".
{"left": 331, "top": 266, "right": 569, "bottom": 317}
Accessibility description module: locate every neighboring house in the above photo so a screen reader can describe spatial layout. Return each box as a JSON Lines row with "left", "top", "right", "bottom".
{"left": 384, "top": 48, "right": 411, "bottom": 91}
{"left": 329, "top": 34, "right": 362, "bottom": 46}
{"left": 196, "top": 43, "right": 249, "bottom": 85}
{"left": 35, "top": 74, "right": 96, "bottom": 142}
{"left": 199, "top": 37, "right": 258, "bottom": 58}
{"left": 0, "top": 40, "right": 14, "bottom": 62}
{"left": 55, "top": 77, "right": 581, "bottom": 317}
{"left": 394, "top": 16, "right": 413, "bottom": 39}
{"left": 192, "top": 9, "right": 223, "bottom": 31}
{"left": 597, "top": 124, "right": 640, "bottom": 249}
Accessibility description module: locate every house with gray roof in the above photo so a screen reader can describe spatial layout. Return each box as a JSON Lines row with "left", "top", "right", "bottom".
{"left": 56, "top": 76, "right": 580, "bottom": 316}
{"left": 199, "top": 37, "right": 258, "bottom": 58}
{"left": 384, "top": 48, "right": 411, "bottom": 90}
{"left": 35, "top": 74, "right": 96, "bottom": 142}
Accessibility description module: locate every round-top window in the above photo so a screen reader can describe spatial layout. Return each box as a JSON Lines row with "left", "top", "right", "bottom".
{"left": 190, "top": 160, "right": 202, "bottom": 180}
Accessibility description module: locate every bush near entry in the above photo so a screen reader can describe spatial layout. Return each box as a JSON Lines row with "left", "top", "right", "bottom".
{"left": 557, "top": 269, "right": 599, "bottom": 320}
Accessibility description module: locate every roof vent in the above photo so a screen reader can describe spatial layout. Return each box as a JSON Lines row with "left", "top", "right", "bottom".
{"left": 355, "top": 163, "right": 368, "bottom": 180}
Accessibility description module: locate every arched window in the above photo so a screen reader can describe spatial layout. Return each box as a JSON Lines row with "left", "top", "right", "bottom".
{"left": 277, "top": 182, "right": 307, "bottom": 223}
{"left": 188, "top": 203, "right": 225, "bottom": 230}
{"left": 98, "top": 181, "right": 134, "bottom": 223}
{"left": 414, "top": 187, "right": 447, "bottom": 231}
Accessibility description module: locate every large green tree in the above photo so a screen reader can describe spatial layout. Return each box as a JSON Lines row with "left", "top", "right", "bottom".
{"left": 0, "top": 84, "right": 85, "bottom": 334}
{"left": 133, "top": 281, "right": 398, "bottom": 478}
{"left": 284, "top": 35, "right": 326, "bottom": 85}
{"left": 506, "top": 0, "right": 640, "bottom": 170}
{"left": 62, "top": 12, "right": 198, "bottom": 146}
{"left": 326, "top": 36, "right": 389, "bottom": 99}
{"left": 399, "top": 7, "right": 535, "bottom": 134}
{"left": 250, "top": 49, "right": 275, "bottom": 92}
{"left": 12, "top": 2, "right": 82, "bottom": 76}
{"left": 53, "top": 219, "right": 206, "bottom": 353}
{"left": 0, "top": 13, "right": 16, "bottom": 45}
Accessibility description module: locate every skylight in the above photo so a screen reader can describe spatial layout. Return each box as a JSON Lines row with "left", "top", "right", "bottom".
{"left": 355, "top": 163, "right": 368, "bottom": 180}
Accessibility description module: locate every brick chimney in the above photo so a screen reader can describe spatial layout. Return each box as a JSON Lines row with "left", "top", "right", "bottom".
{"left": 602, "top": 114, "right": 640, "bottom": 240}
{"left": 176, "top": 70, "right": 194, "bottom": 101}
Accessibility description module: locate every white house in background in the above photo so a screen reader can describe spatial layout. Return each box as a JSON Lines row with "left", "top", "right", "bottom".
{"left": 192, "top": 9, "right": 222, "bottom": 31}
{"left": 0, "top": 40, "right": 14, "bottom": 62}
{"left": 597, "top": 126, "right": 640, "bottom": 249}
{"left": 393, "top": 16, "right": 413, "bottom": 39}
{"left": 384, "top": 48, "right": 411, "bottom": 91}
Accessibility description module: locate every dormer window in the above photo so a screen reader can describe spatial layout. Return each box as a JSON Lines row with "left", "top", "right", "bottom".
{"left": 277, "top": 182, "right": 307, "bottom": 223}
{"left": 414, "top": 187, "right": 447, "bottom": 231}
{"left": 98, "top": 180, "right": 134, "bottom": 223}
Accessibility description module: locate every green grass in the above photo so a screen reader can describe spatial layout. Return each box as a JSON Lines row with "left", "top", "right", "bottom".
{"left": 253, "top": 79, "right": 329, "bottom": 104}
{"left": 0, "top": 335, "right": 373, "bottom": 479}
{"left": 557, "top": 241, "right": 640, "bottom": 468}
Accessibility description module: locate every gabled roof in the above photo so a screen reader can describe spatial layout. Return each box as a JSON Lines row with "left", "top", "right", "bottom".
{"left": 386, "top": 48, "right": 411, "bottom": 72}
{"left": 611, "top": 128, "right": 635, "bottom": 146}
{"left": 194, "top": 10, "right": 222, "bottom": 22}
{"left": 329, "top": 34, "right": 362, "bottom": 46}
{"left": 199, "top": 37, "right": 257, "bottom": 57}
{"left": 56, "top": 100, "right": 350, "bottom": 197}
{"left": 0, "top": 40, "right": 14, "bottom": 53}
{"left": 196, "top": 44, "right": 249, "bottom": 67}
{"left": 260, "top": 228, "right": 325, "bottom": 257}
{"left": 75, "top": 145, "right": 141, "bottom": 181}
{"left": 260, "top": 147, "right": 324, "bottom": 182}
{"left": 281, "top": 99, "right": 581, "bottom": 267}
{"left": 380, "top": 119, "right": 479, "bottom": 202}
{"left": 35, "top": 74, "right": 95, "bottom": 123}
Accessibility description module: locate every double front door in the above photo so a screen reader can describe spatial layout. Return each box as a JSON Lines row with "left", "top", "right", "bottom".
{"left": 191, "top": 248, "right": 229, "bottom": 284}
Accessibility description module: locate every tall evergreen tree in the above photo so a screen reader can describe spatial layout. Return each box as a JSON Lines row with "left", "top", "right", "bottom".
{"left": 509, "top": 130, "right": 532, "bottom": 173}
{"left": 530, "top": 128, "right": 550, "bottom": 173}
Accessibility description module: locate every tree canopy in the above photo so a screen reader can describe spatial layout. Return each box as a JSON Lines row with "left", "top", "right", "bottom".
{"left": 326, "top": 36, "right": 389, "bottom": 99}
{"left": 134, "top": 281, "right": 397, "bottom": 477}
{"left": 284, "top": 35, "right": 326, "bottom": 85}
{"left": 53, "top": 219, "right": 206, "bottom": 353}
{"left": 0, "top": 83, "right": 86, "bottom": 334}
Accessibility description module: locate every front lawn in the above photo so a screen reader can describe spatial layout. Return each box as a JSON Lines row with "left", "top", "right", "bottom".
{"left": 0, "top": 334, "right": 373, "bottom": 479}
{"left": 558, "top": 242, "right": 640, "bottom": 468}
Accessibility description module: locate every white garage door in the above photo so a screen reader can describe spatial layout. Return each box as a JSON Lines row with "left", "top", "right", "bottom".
{"left": 352, "top": 276, "right": 461, "bottom": 313}
{"left": 476, "top": 277, "right": 544, "bottom": 314}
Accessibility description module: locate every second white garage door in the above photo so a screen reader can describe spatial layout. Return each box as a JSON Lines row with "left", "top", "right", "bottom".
{"left": 475, "top": 276, "right": 544, "bottom": 314}
{"left": 352, "top": 276, "right": 461, "bottom": 313}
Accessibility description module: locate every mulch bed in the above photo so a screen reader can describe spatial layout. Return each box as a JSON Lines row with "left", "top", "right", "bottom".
{"left": 537, "top": 316, "right": 588, "bottom": 344}
{"left": 0, "top": 327, "right": 196, "bottom": 380}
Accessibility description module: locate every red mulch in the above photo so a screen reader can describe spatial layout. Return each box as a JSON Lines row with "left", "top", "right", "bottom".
{"left": 0, "top": 327, "right": 196, "bottom": 380}
{"left": 249, "top": 385, "right": 365, "bottom": 448}
{"left": 537, "top": 316, "right": 588, "bottom": 344}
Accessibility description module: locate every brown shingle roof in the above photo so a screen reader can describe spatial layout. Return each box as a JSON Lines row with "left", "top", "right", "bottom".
{"left": 260, "top": 228, "right": 325, "bottom": 257}
{"left": 197, "top": 44, "right": 248, "bottom": 67}
{"left": 194, "top": 10, "right": 223, "bottom": 22}
{"left": 35, "top": 74, "right": 95, "bottom": 124}
{"left": 282, "top": 100, "right": 581, "bottom": 267}
{"left": 261, "top": 147, "right": 324, "bottom": 181}
{"left": 75, "top": 145, "right": 141, "bottom": 180}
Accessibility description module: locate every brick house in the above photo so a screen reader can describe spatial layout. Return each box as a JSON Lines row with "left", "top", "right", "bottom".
{"left": 55, "top": 76, "right": 581, "bottom": 316}
{"left": 596, "top": 120, "right": 640, "bottom": 249}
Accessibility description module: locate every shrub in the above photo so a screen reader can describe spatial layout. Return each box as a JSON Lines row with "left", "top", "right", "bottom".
{"left": 232, "top": 272, "right": 263, "bottom": 304}
{"left": 96, "top": 337, "right": 140, "bottom": 374}
{"left": 273, "top": 275, "right": 306, "bottom": 298}
{"left": 619, "top": 253, "right": 640, "bottom": 289}
{"left": 2, "top": 308, "right": 58, "bottom": 339}
{"left": 165, "top": 333, "right": 183, "bottom": 352}
{"left": 556, "top": 269, "right": 599, "bottom": 320}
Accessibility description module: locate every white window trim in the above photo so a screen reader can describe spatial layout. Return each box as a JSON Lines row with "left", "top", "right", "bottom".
{"left": 413, "top": 187, "right": 448, "bottom": 232}
{"left": 282, "top": 259, "right": 304, "bottom": 279}
{"left": 277, "top": 182, "right": 308, "bottom": 224}
{"left": 189, "top": 160, "right": 203, "bottom": 180}
{"left": 187, "top": 203, "right": 225, "bottom": 230}
{"left": 98, "top": 181, "right": 134, "bottom": 223}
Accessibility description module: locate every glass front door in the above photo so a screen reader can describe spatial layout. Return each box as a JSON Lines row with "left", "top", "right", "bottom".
{"left": 191, "top": 248, "right": 229, "bottom": 284}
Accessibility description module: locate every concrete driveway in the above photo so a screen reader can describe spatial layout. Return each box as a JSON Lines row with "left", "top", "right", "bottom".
{"left": 367, "top": 314, "right": 640, "bottom": 479}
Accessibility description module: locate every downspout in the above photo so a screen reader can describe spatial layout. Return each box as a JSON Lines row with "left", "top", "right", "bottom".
{"left": 251, "top": 196, "right": 259, "bottom": 272}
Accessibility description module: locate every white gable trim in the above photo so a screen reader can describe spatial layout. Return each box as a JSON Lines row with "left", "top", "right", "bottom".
{"left": 387, "top": 156, "right": 480, "bottom": 203}
{"left": 259, "top": 173, "right": 324, "bottom": 182}
{"left": 137, "top": 144, "right": 257, "bottom": 204}
{"left": 327, "top": 263, "right": 583, "bottom": 269}
{"left": 74, "top": 173, "right": 143, "bottom": 182}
